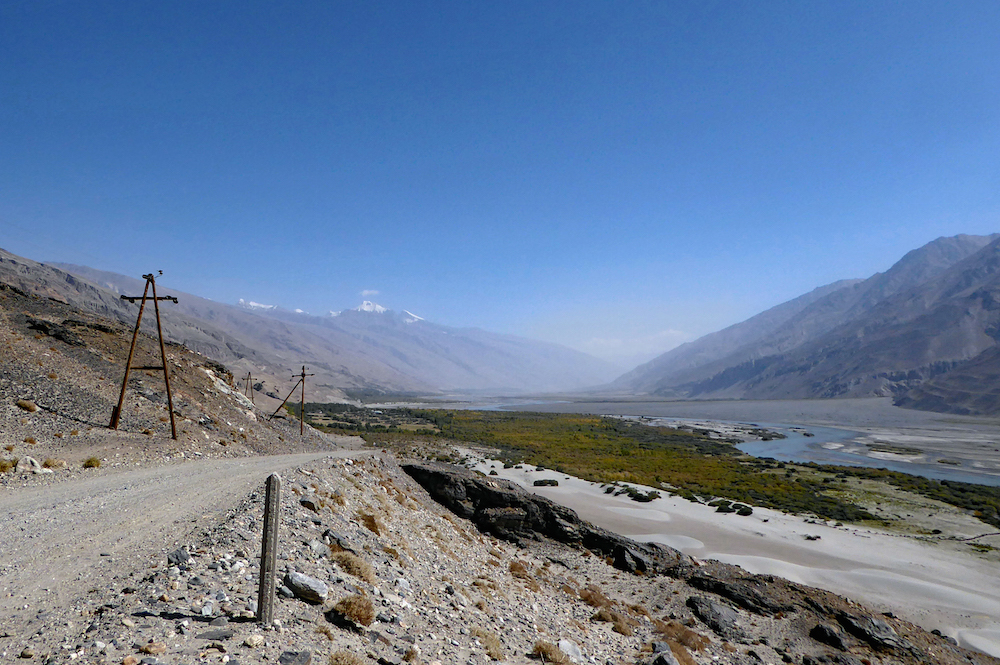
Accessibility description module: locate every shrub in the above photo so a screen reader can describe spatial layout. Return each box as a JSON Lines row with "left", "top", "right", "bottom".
{"left": 579, "top": 585, "right": 611, "bottom": 608}
{"left": 653, "top": 619, "right": 710, "bottom": 651}
{"left": 331, "top": 551, "right": 376, "bottom": 583}
{"left": 83, "top": 457, "right": 101, "bottom": 469}
{"left": 42, "top": 458, "right": 66, "bottom": 469}
{"left": 333, "top": 594, "right": 375, "bottom": 626}
{"left": 328, "top": 651, "right": 367, "bottom": 665}
{"left": 357, "top": 512, "right": 382, "bottom": 535}
{"left": 532, "top": 641, "right": 568, "bottom": 664}
{"left": 472, "top": 627, "right": 503, "bottom": 660}
{"left": 0, "top": 459, "right": 17, "bottom": 473}
{"left": 592, "top": 607, "right": 636, "bottom": 635}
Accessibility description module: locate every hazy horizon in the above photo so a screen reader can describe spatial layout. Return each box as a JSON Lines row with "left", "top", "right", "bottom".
{"left": 4, "top": 2, "right": 999, "bottom": 368}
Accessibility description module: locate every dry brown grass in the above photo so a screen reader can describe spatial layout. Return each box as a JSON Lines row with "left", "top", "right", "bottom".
{"left": 83, "top": 456, "right": 101, "bottom": 469}
{"left": 333, "top": 594, "right": 375, "bottom": 626}
{"left": 23, "top": 437, "right": 36, "bottom": 445}
{"left": 315, "top": 625, "right": 335, "bottom": 641}
{"left": 0, "top": 459, "right": 17, "bottom": 473}
{"left": 42, "top": 458, "right": 66, "bottom": 469}
{"left": 357, "top": 512, "right": 382, "bottom": 535}
{"left": 402, "top": 646, "right": 419, "bottom": 662}
{"left": 472, "top": 627, "right": 504, "bottom": 660}
{"left": 653, "top": 619, "right": 711, "bottom": 651}
{"left": 592, "top": 607, "right": 637, "bottom": 636}
{"left": 532, "top": 641, "right": 569, "bottom": 664}
{"left": 328, "top": 650, "right": 367, "bottom": 665}
{"left": 383, "top": 545, "right": 406, "bottom": 567}
{"left": 579, "top": 585, "right": 612, "bottom": 608}
{"left": 3, "top": 444, "right": 13, "bottom": 452}
{"left": 331, "top": 551, "right": 376, "bottom": 584}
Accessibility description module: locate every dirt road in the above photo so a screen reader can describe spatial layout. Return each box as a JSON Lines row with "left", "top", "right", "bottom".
{"left": 0, "top": 451, "right": 368, "bottom": 638}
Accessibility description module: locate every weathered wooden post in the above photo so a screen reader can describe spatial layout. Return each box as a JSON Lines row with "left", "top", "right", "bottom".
{"left": 257, "top": 473, "right": 281, "bottom": 625}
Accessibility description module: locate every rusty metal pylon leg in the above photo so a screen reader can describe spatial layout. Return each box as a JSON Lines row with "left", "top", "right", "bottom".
{"left": 109, "top": 272, "right": 179, "bottom": 439}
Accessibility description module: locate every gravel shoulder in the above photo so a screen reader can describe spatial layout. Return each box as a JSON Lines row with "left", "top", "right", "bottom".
{"left": 0, "top": 451, "right": 368, "bottom": 641}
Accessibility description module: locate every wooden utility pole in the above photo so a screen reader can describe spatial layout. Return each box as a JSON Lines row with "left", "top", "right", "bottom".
{"left": 268, "top": 366, "right": 314, "bottom": 435}
{"left": 109, "top": 272, "right": 179, "bottom": 439}
{"left": 243, "top": 371, "right": 255, "bottom": 405}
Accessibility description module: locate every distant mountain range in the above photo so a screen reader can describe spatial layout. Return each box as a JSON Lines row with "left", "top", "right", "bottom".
{"left": 613, "top": 233, "right": 1000, "bottom": 415}
{"left": 0, "top": 248, "right": 617, "bottom": 399}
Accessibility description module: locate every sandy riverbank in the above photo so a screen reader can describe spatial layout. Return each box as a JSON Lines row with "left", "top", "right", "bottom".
{"left": 469, "top": 456, "right": 1000, "bottom": 658}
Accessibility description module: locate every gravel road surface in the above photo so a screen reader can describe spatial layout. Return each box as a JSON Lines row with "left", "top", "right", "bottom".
{"left": 0, "top": 451, "right": 368, "bottom": 638}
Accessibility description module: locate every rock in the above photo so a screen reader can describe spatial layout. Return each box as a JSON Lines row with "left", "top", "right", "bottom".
{"left": 123, "top": 656, "right": 140, "bottom": 665}
{"left": 244, "top": 634, "right": 265, "bottom": 648}
{"left": 533, "top": 479, "right": 558, "bottom": 486}
{"left": 299, "top": 497, "right": 321, "bottom": 512}
{"left": 322, "top": 529, "right": 357, "bottom": 553}
{"left": 195, "top": 629, "right": 235, "bottom": 640}
{"left": 278, "top": 585, "right": 295, "bottom": 598}
{"left": 25, "top": 317, "right": 85, "bottom": 346}
{"left": 201, "top": 602, "right": 214, "bottom": 616}
{"left": 402, "top": 463, "right": 693, "bottom": 575}
{"left": 139, "top": 642, "right": 166, "bottom": 655}
{"left": 557, "top": 638, "right": 583, "bottom": 662}
{"left": 284, "top": 571, "right": 328, "bottom": 603}
{"left": 649, "top": 650, "right": 680, "bottom": 665}
{"left": 688, "top": 574, "right": 794, "bottom": 616}
{"left": 686, "top": 595, "right": 745, "bottom": 640}
{"left": 16, "top": 399, "right": 38, "bottom": 412}
{"left": 16, "top": 456, "right": 43, "bottom": 474}
{"left": 650, "top": 641, "right": 671, "bottom": 653}
{"left": 166, "top": 548, "right": 190, "bottom": 566}
{"left": 209, "top": 616, "right": 228, "bottom": 627}
{"left": 18, "top": 647, "right": 34, "bottom": 658}
{"left": 810, "top": 623, "right": 848, "bottom": 650}
{"left": 278, "top": 651, "right": 312, "bottom": 665}
{"left": 613, "top": 544, "right": 651, "bottom": 574}
{"left": 835, "top": 611, "right": 917, "bottom": 654}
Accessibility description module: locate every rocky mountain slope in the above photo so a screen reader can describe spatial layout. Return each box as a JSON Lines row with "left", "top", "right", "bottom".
{"left": 614, "top": 233, "right": 1000, "bottom": 414}
{"left": 0, "top": 261, "right": 996, "bottom": 665}
{"left": 49, "top": 259, "right": 617, "bottom": 396}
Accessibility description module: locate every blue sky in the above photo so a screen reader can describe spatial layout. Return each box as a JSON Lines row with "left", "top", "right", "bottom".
{"left": 3, "top": 1, "right": 1000, "bottom": 369}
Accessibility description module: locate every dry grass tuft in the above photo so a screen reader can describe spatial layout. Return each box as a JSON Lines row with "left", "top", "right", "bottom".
{"left": 382, "top": 545, "right": 406, "bottom": 567}
{"left": 592, "top": 607, "right": 637, "bottom": 636}
{"left": 532, "top": 641, "right": 569, "bottom": 664}
{"left": 42, "top": 458, "right": 66, "bottom": 469}
{"left": 333, "top": 594, "right": 375, "bottom": 626}
{"left": 328, "top": 650, "right": 367, "bottom": 665}
{"left": 315, "top": 625, "right": 335, "bottom": 641}
{"left": 331, "top": 551, "right": 376, "bottom": 583}
{"left": 472, "top": 627, "right": 504, "bottom": 660}
{"left": 3, "top": 444, "right": 13, "bottom": 452}
{"left": 0, "top": 459, "right": 17, "bottom": 473}
{"left": 653, "top": 619, "right": 711, "bottom": 651}
{"left": 402, "top": 646, "right": 419, "bottom": 662}
{"left": 357, "top": 511, "right": 382, "bottom": 535}
{"left": 579, "top": 585, "right": 612, "bottom": 608}
{"left": 83, "top": 456, "right": 101, "bottom": 469}
{"left": 23, "top": 437, "right": 36, "bottom": 445}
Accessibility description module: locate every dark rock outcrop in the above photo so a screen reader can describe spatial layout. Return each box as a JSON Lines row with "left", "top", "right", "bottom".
{"left": 401, "top": 462, "right": 693, "bottom": 576}
{"left": 685, "top": 595, "right": 746, "bottom": 641}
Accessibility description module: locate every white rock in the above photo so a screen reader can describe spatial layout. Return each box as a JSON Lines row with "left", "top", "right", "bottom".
{"left": 558, "top": 639, "right": 584, "bottom": 663}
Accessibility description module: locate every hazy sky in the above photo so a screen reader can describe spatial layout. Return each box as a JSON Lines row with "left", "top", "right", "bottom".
{"left": 3, "top": 1, "right": 999, "bottom": 369}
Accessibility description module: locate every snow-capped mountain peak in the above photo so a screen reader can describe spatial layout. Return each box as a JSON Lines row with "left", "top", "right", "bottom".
{"left": 238, "top": 298, "right": 276, "bottom": 311}
{"left": 356, "top": 301, "right": 388, "bottom": 314}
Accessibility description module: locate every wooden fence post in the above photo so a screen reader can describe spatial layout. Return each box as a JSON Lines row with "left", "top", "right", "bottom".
{"left": 257, "top": 473, "right": 281, "bottom": 625}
